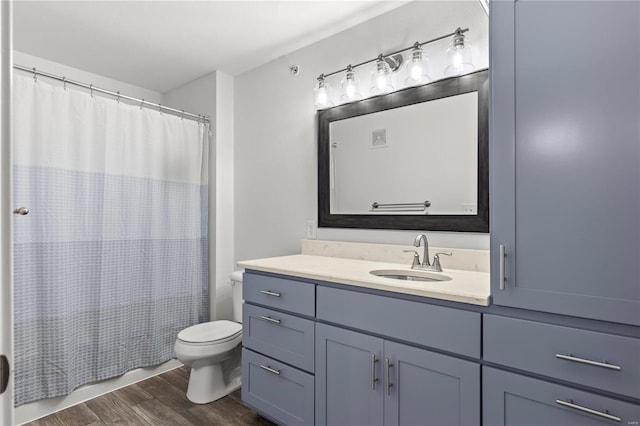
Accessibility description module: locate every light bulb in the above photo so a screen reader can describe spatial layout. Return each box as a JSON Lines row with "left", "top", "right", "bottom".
{"left": 404, "top": 43, "right": 431, "bottom": 87}
{"left": 445, "top": 29, "right": 474, "bottom": 77}
{"left": 314, "top": 75, "right": 333, "bottom": 109}
{"left": 340, "top": 65, "right": 362, "bottom": 102}
{"left": 370, "top": 55, "right": 394, "bottom": 95}
{"left": 410, "top": 63, "right": 422, "bottom": 81}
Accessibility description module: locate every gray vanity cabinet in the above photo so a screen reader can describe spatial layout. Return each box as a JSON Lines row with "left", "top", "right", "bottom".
{"left": 483, "top": 367, "right": 640, "bottom": 426}
{"left": 315, "top": 324, "right": 384, "bottom": 426}
{"left": 490, "top": 0, "right": 640, "bottom": 325}
{"left": 383, "top": 340, "right": 480, "bottom": 426}
{"left": 315, "top": 323, "right": 480, "bottom": 426}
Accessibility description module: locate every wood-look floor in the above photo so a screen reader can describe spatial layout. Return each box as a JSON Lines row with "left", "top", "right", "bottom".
{"left": 26, "top": 367, "right": 275, "bottom": 426}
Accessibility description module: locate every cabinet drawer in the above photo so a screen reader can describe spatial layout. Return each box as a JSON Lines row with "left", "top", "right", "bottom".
{"left": 243, "top": 303, "right": 315, "bottom": 372}
{"left": 317, "top": 286, "right": 481, "bottom": 358}
{"left": 244, "top": 272, "right": 315, "bottom": 316}
{"left": 242, "top": 348, "right": 314, "bottom": 426}
{"left": 484, "top": 315, "right": 640, "bottom": 399}
{"left": 483, "top": 367, "right": 640, "bottom": 426}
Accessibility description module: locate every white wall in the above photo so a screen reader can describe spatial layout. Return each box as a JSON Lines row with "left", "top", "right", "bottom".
{"left": 234, "top": 1, "right": 490, "bottom": 264}
{"left": 162, "top": 71, "right": 236, "bottom": 321}
{"left": 214, "top": 72, "right": 235, "bottom": 321}
{"left": 13, "top": 51, "right": 162, "bottom": 103}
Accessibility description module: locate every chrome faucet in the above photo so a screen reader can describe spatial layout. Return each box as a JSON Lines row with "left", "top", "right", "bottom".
{"left": 407, "top": 233, "right": 452, "bottom": 272}
{"left": 414, "top": 233, "right": 431, "bottom": 267}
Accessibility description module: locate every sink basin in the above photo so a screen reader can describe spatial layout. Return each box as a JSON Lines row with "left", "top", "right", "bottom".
{"left": 370, "top": 269, "right": 452, "bottom": 282}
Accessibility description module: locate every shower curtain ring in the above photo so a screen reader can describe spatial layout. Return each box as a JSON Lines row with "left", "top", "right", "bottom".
{"left": 116, "top": 91, "right": 120, "bottom": 104}
{"left": 181, "top": 110, "right": 184, "bottom": 120}
{"left": 32, "top": 67, "right": 37, "bottom": 82}
{"left": 158, "top": 104, "right": 162, "bottom": 114}
{"left": 62, "top": 76, "right": 66, "bottom": 91}
{"left": 140, "top": 99, "right": 144, "bottom": 110}
{"left": 90, "top": 84, "right": 94, "bottom": 98}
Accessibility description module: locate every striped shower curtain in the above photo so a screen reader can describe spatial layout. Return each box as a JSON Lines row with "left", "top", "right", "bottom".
{"left": 11, "top": 75, "right": 209, "bottom": 406}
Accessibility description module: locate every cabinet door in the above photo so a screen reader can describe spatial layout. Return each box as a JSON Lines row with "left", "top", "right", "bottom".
{"left": 491, "top": 0, "right": 640, "bottom": 325}
{"left": 315, "top": 323, "right": 383, "bottom": 426}
{"left": 384, "top": 341, "right": 480, "bottom": 426}
{"left": 483, "top": 367, "right": 640, "bottom": 426}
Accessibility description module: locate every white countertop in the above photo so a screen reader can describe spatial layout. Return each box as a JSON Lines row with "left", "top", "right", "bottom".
{"left": 238, "top": 254, "right": 490, "bottom": 306}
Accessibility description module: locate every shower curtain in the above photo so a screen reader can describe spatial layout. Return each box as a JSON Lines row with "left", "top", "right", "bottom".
{"left": 11, "top": 75, "right": 209, "bottom": 406}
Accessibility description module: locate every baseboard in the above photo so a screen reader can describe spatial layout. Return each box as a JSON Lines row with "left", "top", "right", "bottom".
{"left": 15, "top": 359, "right": 183, "bottom": 425}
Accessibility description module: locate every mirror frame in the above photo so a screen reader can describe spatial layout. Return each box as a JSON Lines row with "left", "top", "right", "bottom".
{"left": 317, "top": 69, "right": 489, "bottom": 232}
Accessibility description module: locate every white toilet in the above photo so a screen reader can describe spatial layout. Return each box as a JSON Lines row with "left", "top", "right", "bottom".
{"left": 174, "top": 271, "right": 244, "bottom": 404}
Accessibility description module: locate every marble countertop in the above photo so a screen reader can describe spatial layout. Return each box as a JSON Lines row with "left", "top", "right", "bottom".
{"left": 238, "top": 254, "right": 490, "bottom": 306}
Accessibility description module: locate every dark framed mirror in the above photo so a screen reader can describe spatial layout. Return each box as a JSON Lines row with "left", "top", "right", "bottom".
{"left": 318, "top": 69, "right": 488, "bottom": 232}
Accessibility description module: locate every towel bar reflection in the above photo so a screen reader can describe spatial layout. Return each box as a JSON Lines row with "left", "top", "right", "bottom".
{"left": 371, "top": 201, "right": 431, "bottom": 212}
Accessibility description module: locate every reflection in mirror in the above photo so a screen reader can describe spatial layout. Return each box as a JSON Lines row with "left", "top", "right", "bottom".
{"left": 318, "top": 70, "right": 488, "bottom": 232}
{"left": 330, "top": 92, "right": 478, "bottom": 215}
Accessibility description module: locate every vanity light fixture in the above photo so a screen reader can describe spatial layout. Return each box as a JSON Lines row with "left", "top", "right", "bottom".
{"left": 314, "top": 27, "right": 470, "bottom": 110}
{"left": 444, "top": 28, "right": 475, "bottom": 76}
{"left": 314, "top": 74, "right": 333, "bottom": 109}
{"left": 404, "top": 42, "right": 431, "bottom": 86}
{"left": 340, "top": 65, "right": 362, "bottom": 102}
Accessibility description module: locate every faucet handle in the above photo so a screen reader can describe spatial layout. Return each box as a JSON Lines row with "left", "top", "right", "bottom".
{"left": 432, "top": 252, "right": 452, "bottom": 271}
{"left": 403, "top": 250, "right": 420, "bottom": 269}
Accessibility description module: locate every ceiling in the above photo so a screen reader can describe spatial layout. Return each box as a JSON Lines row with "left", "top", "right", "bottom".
{"left": 13, "top": 0, "right": 410, "bottom": 93}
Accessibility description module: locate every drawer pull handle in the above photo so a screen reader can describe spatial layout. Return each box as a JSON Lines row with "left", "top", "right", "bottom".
{"left": 260, "top": 290, "right": 281, "bottom": 297}
{"left": 371, "top": 354, "right": 378, "bottom": 390}
{"left": 555, "top": 354, "right": 622, "bottom": 371}
{"left": 499, "top": 245, "right": 506, "bottom": 290}
{"left": 385, "top": 358, "right": 393, "bottom": 396}
{"left": 259, "top": 315, "right": 281, "bottom": 324}
{"left": 259, "top": 365, "right": 281, "bottom": 375}
{"left": 556, "top": 399, "right": 621, "bottom": 423}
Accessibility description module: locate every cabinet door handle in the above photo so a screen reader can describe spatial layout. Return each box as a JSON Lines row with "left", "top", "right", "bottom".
{"left": 260, "top": 290, "right": 281, "bottom": 297}
{"left": 499, "top": 245, "right": 506, "bottom": 290}
{"left": 259, "top": 365, "right": 281, "bottom": 375}
{"left": 555, "top": 354, "right": 621, "bottom": 371}
{"left": 556, "top": 399, "right": 621, "bottom": 423}
{"left": 385, "top": 358, "right": 393, "bottom": 396}
{"left": 259, "top": 315, "right": 281, "bottom": 324}
{"left": 371, "top": 354, "right": 378, "bottom": 389}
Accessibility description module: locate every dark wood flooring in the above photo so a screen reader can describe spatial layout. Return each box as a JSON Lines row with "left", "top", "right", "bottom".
{"left": 26, "top": 367, "right": 275, "bottom": 426}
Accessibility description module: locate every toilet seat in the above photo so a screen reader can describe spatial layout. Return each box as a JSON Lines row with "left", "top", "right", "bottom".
{"left": 178, "top": 320, "right": 242, "bottom": 345}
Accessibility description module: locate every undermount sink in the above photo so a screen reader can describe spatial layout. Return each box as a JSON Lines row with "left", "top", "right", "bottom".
{"left": 370, "top": 269, "right": 452, "bottom": 282}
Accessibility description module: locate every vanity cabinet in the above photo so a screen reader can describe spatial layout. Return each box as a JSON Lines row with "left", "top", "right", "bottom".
{"left": 483, "top": 367, "right": 640, "bottom": 426}
{"left": 241, "top": 273, "right": 316, "bottom": 426}
{"left": 315, "top": 286, "right": 481, "bottom": 426}
{"left": 315, "top": 323, "right": 480, "bottom": 426}
{"left": 490, "top": 0, "right": 640, "bottom": 324}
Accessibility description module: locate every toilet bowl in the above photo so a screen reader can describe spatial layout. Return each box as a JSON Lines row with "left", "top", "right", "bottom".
{"left": 174, "top": 271, "right": 244, "bottom": 404}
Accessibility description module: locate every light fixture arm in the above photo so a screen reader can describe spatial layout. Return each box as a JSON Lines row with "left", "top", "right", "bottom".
{"left": 317, "top": 27, "right": 469, "bottom": 81}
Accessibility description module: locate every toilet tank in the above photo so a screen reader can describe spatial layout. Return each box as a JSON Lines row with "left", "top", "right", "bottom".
{"left": 230, "top": 270, "right": 244, "bottom": 323}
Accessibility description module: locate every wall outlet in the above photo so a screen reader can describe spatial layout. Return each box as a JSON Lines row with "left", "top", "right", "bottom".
{"left": 305, "top": 220, "right": 317, "bottom": 239}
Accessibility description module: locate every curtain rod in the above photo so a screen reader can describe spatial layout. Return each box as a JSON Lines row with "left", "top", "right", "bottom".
{"left": 13, "top": 64, "right": 211, "bottom": 124}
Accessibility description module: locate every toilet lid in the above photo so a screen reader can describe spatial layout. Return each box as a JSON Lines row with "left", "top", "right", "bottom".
{"left": 178, "top": 320, "right": 242, "bottom": 344}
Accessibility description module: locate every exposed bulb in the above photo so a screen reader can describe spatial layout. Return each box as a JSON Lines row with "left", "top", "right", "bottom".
{"left": 340, "top": 65, "right": 362, "bottom": 102}
{"left": 404, "top": 43, "right": 431, "bottom": 86}
{"left": 314, "top": 75, "right": 333, "bottom": 109}
{"left": 445, "top": 29, "right": 474, "bottom": 77}
{"left": 370, "top": 55, "right": 394, "bottom": 95}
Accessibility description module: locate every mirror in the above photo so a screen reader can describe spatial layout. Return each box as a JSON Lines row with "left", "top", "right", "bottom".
{"left": 318, "top": 69, "right": 488, "bottom": 232}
